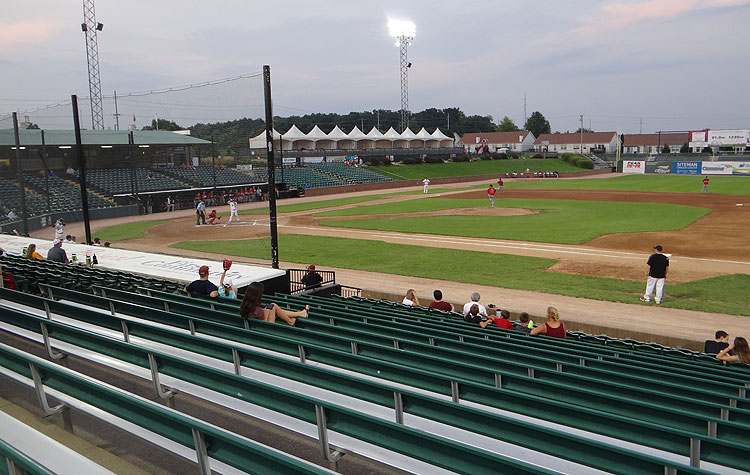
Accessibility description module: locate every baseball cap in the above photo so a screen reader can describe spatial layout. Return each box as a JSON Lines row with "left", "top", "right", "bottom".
{"left": 199, "top": 265, "right": 209, "bottom": 275}
{"left": 307, "top": 264, "right": 316, "bottom": 270}
{"left": 223, "top": 277, "right": 233, "bottom": 287}
{"left": 52, "top": 239, "right": 62, "bottom": 245}
{"left": 654, "top": 245, "right": 663, "bottom": 251}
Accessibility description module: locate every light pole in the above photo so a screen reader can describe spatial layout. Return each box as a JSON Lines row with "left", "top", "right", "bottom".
{"left": 81, "top": 0, "right": 105, "bottom": 130}
{"left": 388, "top": 18, "right": 415, "bottom": 133}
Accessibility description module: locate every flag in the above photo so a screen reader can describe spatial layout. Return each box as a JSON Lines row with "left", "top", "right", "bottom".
{"left": 132, "top": 114, "right": 136, "bottom": 122}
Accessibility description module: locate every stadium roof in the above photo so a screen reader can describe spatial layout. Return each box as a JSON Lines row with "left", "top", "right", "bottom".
{"left": 623, "top": 133, "right": 689, "bottom": 146}
{"left": 534, "top": 132, "right": 616, "bottom": 145}
{"left": 0, "top": 129, "right": 210, "bottom": 147}
{"left": 459, "top": 131, "right": 532, "bottom": 145}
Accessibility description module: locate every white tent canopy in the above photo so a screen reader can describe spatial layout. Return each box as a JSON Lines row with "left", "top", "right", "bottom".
{"left": 248, "top": 124, "right": 455, "bottom": 151}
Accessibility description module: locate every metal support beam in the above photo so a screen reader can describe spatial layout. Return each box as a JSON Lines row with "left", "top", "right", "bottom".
{"left": 450, "top": 381, "right": 459, "bottom": 403}
{"left": 39, "top": 323, "right": 66, "bottom": 361}
{"left": 191, "top": 428, "right": 211, "bottom": 475}
{"left": 148, "top": 354, "right": 176, "bottom": 403}
{"left": 393, "top": 392, "right": 404, "bottom": 424}
{"left": 689, "top": 438, "right": 701, "bottom": 468}
{"left": 298, "top": 344, "right": 307, "bottom": 363}
{"left": 232, "top": 349, "right": 242, "bottom": 376}
{"left": 121, "top": 320, "right": 130, "bottom": 343}
{"left": 29, "top": 364, "right": 66, "bottom": 416}
{"left": 314, "top": 405, "right": 344, "bottom": 465}
{"left": 263, "top": 65, "right": 279, "bottom": 269}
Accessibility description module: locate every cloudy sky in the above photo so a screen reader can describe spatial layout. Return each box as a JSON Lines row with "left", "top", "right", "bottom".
{"left": 1, "top": 0, "right": 748, "bottom": 133}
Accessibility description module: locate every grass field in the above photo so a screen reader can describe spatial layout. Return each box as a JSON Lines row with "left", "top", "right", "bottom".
{"left": 369, "top": 158, "right": 582, "bottom": 180}
{"left": 507, "top": 174, "right": 750, "bottom": 195}
{"left": 316, "top": 198, "right": 710, "bottom": 244}
{"left": 171, "top": 234, "right": 750, "bottom": 316}
{"left": 236, "top": 188, "right": 454, "bottom": 216}
{"left": 94, "top": 220, "right": 168, "bottom": 241}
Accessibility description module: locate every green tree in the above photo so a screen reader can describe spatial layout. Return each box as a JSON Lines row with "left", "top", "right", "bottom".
{"left": 143, "top": 118, "right": 183, "bottom": 131}
{"left": 661, "top": 143, "right": 671, "bottom": 154}
{"left": 524, "top": 111, "right": 551, "bottom": 137}
{"left": 496, "top": 116, "right": 518, "bottom": 132}
{"left": 680, "top": 142, "right": 690, "bottom": 153}
{"left": 574, "top": 127, "right": 594, "bottom": 133}
{"left": 24, "top": 123, "right": 40, "bottom": 130}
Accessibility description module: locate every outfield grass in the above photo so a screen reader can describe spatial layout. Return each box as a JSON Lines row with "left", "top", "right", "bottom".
{"left": 236, "top": 188, "right": 454, "bottom": 215}
{"left": 94, "top": 220, "right": 168, "bottom": 241}
{"left": 369, "top": 159, "right": 582, "bottom": 180}
{"left": 171, "top": 234, "right": 750, "bottom": 315}
{"left": 316, "top": 198, "right": 710, "bottom": 244}
{"left": 507, "top": 174, "right": 750, "bottom": 195}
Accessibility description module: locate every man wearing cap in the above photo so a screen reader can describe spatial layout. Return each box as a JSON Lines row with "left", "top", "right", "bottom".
{"left": 300, "top": 264, "right": 323, "bottom": 290}
{"left": 641, "top": 245, "right": 669, "bottom": 305}
{"left": 185, "top": 265, "right": 219, "bottom": 298}
{"left": 47, "top": 239, "right": 69, "bottom": 263}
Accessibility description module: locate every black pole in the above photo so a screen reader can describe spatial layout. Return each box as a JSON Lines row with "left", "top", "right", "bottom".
{"left": 211, "top": 137, "right": 217, "bottom": 193}
{"left": 71, "top": 95, "right": 92, "bottom": 245}
{"left": 128, "top": 131, "right": 140, "bottom": 212}
{"left": 279, "top": 133, "right": 285, "bottom": 184}
{"left": 40, "top": 130, "right": 51, "bottom": 214}
{"left": 11, "top": 112, "right": 29, "bottom": 236}
{"left": 263, "top": 65, "right": 279, "bottom": 269}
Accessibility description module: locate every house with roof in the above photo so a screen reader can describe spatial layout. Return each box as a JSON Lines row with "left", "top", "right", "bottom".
{"left": 622, "top": 133, "right": 689, "bottom": 154}
{"left": 458, "top": 131, "right": 535, "bottom": 154}
{"left": 533, "top": 132, "right": 618, "bottom": 154}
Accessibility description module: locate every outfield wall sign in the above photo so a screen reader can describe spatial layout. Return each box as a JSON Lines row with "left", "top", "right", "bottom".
{"left": 622, "top": 160, "right": 646, "bottom": 174}
{"left": 672, "top": 161, "right": 702, "bottom": 174}
{"left": 702, "top": 161, "right": 750, "bottom": 175}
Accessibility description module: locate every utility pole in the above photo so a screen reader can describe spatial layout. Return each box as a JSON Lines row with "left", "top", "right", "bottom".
{"left": 579, "top": 115, "right": 584, "bottom": 155}
{"left": 71, "top": 95, "right": 92, "bottom": 245}
{"left": 447, "top": 113, "right": 450, "bottom": 130}
{"left": 523, "top": 92, "right": 527, "bottom": 126}
{"left": 639, "top": 117, "right": 643, "bottom": 135}
{"left": 113, "top": 90, "right": 121, "bottom": 130}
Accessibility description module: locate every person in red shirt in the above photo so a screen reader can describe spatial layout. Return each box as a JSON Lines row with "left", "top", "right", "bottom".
{"left": 428, "top": 290, "right": 454, "bottom": 312}
{"left": 701, "top": 176, "right": 709, "bottom": 194}
{"left": 491, "top": 309, "right": 513, "bottom": 329}
{"left": 206, "top": 209, "right": 221, "bottom": 225}
{"left": 497, "top": 178, "right": 504, "bottom": 193}
{"left": 487, "top": 184, "right": 497, "bottom": 208}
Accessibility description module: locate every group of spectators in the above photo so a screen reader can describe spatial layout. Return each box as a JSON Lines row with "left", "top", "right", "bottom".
{"left": 403, "top": 289, "right": 561, "bottom": 337}
{"left": 27, "top": 235, "right": 110, "bottom": 264}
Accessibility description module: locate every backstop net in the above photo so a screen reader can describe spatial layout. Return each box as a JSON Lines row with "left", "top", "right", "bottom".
{"left": 0, "top": 72, "right": 273, "bottom": 235}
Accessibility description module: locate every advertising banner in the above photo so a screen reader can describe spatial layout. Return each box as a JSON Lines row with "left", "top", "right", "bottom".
{"left": 622, "top": 160, "right": 646, "bottom": 174}
{"left": 700, "top": 161, "right": 750, "bottom": 175}
{"left": 646, "top": 163, "right": 672, "bottom": 174}
{"left": 707, "top": 130, "right": 749, "bottom": 146}
{"left": 672, "top": 161, "right": 701, "bottom": 175}
{"left": 690, "top": 130, "right": 707, "bottom": 143}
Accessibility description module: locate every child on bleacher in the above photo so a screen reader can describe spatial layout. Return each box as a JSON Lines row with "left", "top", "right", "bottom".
{"left": 513, "top": 312, "right": 534, "bottom": 333}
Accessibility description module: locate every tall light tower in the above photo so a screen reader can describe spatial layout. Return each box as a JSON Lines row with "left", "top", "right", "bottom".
{"left": 388, "top": 18, "right": 415, "bottom": 133}
{"left": 81, "top": 0, "right": 105, "bottom": 130}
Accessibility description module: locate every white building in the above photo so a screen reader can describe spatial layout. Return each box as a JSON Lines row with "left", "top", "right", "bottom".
{"left": 533, "top": 132, "right": 618, "bottom": 154}
{"left": 457, "top": 131, "right": 536, "bottom": 154}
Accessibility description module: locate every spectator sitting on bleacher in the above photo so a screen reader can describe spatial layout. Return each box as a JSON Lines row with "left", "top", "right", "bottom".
{"left": 463, "top": 292, "right": 487, "bottom": 317}
{"left": 64, "top": 235, "right": 74, "bottom": 243}
{"left": 530, "top": 307, "right": 566, "bottom": 338}
{"left": 46, "top": 239, "right": 69, "bottom": 263}
{"left": 464, "top": 304, "right": 492, "bottom": 328}
{"left": 218, "top": 269, "right": 236, "bottom": 299}
{"left": 300, "top": 264, "right": 323, "bottom": 289}
{"left": 402, "top": 289, "right": 420, "bottom": 307}
{"left": 716, "top": 337, "right": 750, "bottom": 364}
{"left": 428, "top": 289, "right": 453, "bottom": 312}
{"left": 490, "top": 309, "right": 514, "bottom": 329}
{"left": 704, "top": 330, "right": 730, "bottom": 354}
{"left": 185, "top": 265, "right": 219, "bottom": 298}
{"left": 513, "top": 312, "right": 534, "bottom": 333}
{"left": 25, "top": 243, "right": 43, "bottom": 260}
{"left": 239, "top": 281, "right": 309, "bottom": 326}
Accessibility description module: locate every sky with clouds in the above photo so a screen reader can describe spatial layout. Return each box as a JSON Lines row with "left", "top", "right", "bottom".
{"left": 1, "top": 0, "right": 748, "bottom": 133}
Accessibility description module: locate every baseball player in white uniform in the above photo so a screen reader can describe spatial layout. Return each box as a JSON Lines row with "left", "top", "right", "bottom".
{"left": 422, "top": 178, "right": 430, "bottom": 194}
{"left": 224, "top": 198, "right": 240, "bottom": 226}
{"left": 54, "top": 219, "right": 65, "bottom": 240}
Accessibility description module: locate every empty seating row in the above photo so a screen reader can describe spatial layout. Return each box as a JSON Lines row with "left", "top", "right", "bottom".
{"left": 1, "top": 289, "right": 572, "bottom": 474}
{"left": 85, "top": 168, "right": 186, "bottom": 194}
{"left": 308, "top": 163, "right": 395, "bottom": 184}
{"left": 254, "top": 168, "right": 348, "bottom": 188}
{"left": 0, "top": 254, "right": 183, "bottom": 294}
{"left": 28, "top": 283, "right": 750, "bottom": 471}
{"left": 24, "top": 173, "right": 114, "bottom": 210}
{"left": 160, "top": 166, "right": 256, "bottom": 187}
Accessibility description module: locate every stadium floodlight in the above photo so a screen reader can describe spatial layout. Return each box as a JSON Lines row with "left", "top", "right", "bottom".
{"left": 387, "top": 17, "right": 415, "bottom": 132}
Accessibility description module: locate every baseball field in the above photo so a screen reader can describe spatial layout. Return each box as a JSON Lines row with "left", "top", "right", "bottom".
{"left": 38, "top": 171, "right": 750, "bottom": 348}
